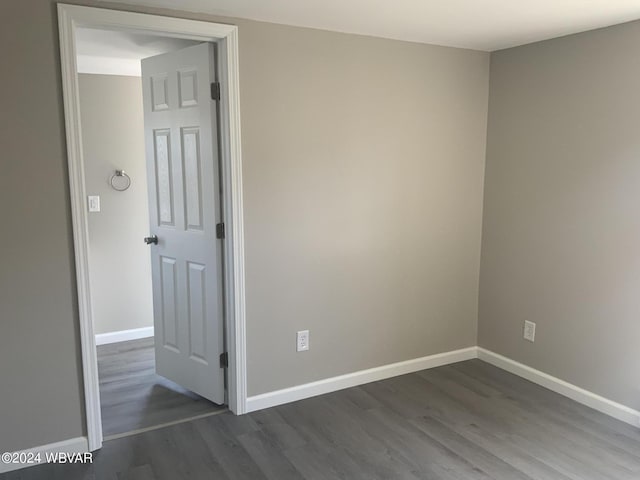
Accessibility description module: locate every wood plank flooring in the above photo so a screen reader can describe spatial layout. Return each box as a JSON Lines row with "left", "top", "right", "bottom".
{"left": 97, "top": 338, "right": 224, "bottom": 437}
{"left": 3, "top": 359, "right": 639, "bottom": 479}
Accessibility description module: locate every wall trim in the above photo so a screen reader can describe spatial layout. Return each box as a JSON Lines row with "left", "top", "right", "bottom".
{"left": 0, "top": 437, "right": 88, "bottom": 474}
{"left": 247, "top": 346, "right": 640, "bottom": 430}
{"left": 478, "top": 348, "right": 640, "bottom": 428}
{"left": 57, "top": 4, "right": 247, "bottom": 451}
{"left": 5, "top": 348, "right": 632, "bottom": 473}
{"left": 95, "top": 326, "right": 154, "bottom": 346}
{"left": 246, "top": 347, "right": 478, "bottom": 413}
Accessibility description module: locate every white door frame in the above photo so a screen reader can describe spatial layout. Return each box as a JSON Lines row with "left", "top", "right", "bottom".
{"left": 57, "top": 4, "right": 247, "bottom": 451}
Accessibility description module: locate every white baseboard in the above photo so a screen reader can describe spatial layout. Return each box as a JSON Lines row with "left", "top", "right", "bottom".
{"left": 95, "top": 326, "right": 154, "bottom": 346}
{"left": 478, "top": 348, "right": 640, "bottom": 428}
{"left": 3, "top": 347, "right": 635, "bottom": 475}
{"left": 246, "top": 346, "right": 640, "bottom": 429}
{"left": 0, "top": 436, "right": 88, "bottom": 474}
{"left": 246, "top": 346, "right": 478, "bottom": 413}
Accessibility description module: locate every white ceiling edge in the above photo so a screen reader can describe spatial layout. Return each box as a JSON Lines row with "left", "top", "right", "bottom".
{"left": 97, "top": 0, "right": 640, "bottom": 51}
{"left": 77, "top": 55, "right": 142, "bottom": 77}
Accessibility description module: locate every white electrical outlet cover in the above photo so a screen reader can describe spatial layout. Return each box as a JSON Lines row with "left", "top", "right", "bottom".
{"left": 297, "top": 330, "right": 309, "bottom": 352}
{"left": 524, "top": 320, "right": 536, "bottom": 342}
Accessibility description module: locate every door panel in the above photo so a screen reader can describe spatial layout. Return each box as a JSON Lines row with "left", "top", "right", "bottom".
{"left": 153, "top": 130, "right": 174, "bottom": 226}
{"left": 182, "top": 127, "right": 203, "bottom": 230}
{"left": 141, "top": 42, "right": 224, "bottom": 404}
{"left": 160, "top": 256, "right": 178, "bottom": 351}
{"left": 187, "top": 261, "right": 207, "bottom": 362}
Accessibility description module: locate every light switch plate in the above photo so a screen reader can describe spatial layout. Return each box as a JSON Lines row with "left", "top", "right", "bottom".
{"left": 88, "top": 195, "right": 101, "bottom": 212}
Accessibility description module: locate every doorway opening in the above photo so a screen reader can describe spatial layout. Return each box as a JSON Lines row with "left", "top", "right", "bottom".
{"left": 59, "top": 4, "right": 247, "bottom": 451}
{"left": 76, "top": 30, "right": 229, "bottom": 438}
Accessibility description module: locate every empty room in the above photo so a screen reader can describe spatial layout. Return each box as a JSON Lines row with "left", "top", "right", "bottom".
{"left": 1, "top": 1, "right": 639, "bottom": 479}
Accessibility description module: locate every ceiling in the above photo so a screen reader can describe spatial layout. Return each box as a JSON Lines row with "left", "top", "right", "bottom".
{"left": 102, "top": 0, "right": 640, "bottom": 51}
{"left": 75, "top": 28, "right": 198, "bottom": 76}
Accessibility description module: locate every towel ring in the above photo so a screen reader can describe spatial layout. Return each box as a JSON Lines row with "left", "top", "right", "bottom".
{"left": 110, "top": 170, "right": 131, "bottom": 191}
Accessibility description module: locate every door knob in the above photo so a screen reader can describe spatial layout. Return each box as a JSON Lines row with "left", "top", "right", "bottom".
{"left": 144, "top": 235, "right": 158, "bottom": 245}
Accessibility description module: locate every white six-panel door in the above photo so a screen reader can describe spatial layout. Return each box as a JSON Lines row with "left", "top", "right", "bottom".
{"left": 141, "top": 42, "right": 225, "bottom": 404}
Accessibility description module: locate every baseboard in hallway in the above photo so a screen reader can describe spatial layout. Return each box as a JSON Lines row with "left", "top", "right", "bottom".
{"left": 95, "top": 326, "right": 154, "bottom": 346}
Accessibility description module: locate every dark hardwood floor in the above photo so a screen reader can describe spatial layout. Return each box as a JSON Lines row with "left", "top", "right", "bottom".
{"left": 98, "top": 338, "right": 225, "bottom": 437}
{"left": 3, "top": 359, "right": 639, "bottom": 479}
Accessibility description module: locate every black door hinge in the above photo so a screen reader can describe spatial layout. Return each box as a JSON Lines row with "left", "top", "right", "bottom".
{"left": 219, "top": 352, "right": 229, "bottom": 368}
{"left": 211, "top": 82, "right": 221, "bottom": 101}
{"left": 216, "top": 222, "right": 225, "bottom": 239}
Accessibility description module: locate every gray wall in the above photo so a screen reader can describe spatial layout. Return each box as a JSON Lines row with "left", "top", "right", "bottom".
{"left": 0, "top": 0, "right": 86, "bottom": 453}
{"left": 240, "top": 20, "right": 489, "bottom": 395}
{"left": 479, "top": 21, "right": 640, "bottom": 409}
{"left": 0, "top": 0, "right": 488, "bottom": 450}
{"left": 79, "top": 74, "right": 154, "bottom": 336}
